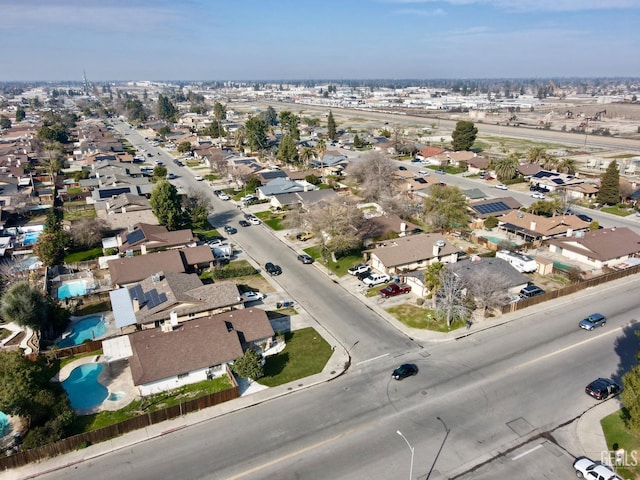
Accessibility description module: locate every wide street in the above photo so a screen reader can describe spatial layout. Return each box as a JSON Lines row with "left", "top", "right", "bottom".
{"left": 37, "top": 117, "right": 638, "bottom": 480}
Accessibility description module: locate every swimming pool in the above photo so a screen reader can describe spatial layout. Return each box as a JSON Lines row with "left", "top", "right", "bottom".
{"left": 58, "top": 316, "right": 106, "bottom": 347}
{"left": 57, "top": 279, "right": 88, "bottom": 300}
{"left": 0, "top": 411, "right": 10, "bottom": 438}
{"left": 22, "top": 231, "right": 42, "bottom": 246}
{"left": 483, "top": 235, "right": 517, "bottom": 247}
{"left": 62, "top": 363, "right": 108, "bottom": 410}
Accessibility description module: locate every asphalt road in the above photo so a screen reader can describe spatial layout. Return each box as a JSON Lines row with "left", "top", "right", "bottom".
{"left": 38, "top": 274, "right": 640, "bottom": 480}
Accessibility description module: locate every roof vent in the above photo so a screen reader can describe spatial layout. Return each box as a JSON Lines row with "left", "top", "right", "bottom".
{"left": 435, "top": 240, "right": 446, "bottom": 247}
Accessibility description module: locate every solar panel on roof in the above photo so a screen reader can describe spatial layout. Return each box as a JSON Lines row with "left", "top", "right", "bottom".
{"left": 125, "top": 229, "right": 145, "bottom": 245}
{"left": 158, "top": 293, "right": 168, "bottom": 304}
{"left": 145, "top": 289, "right": 160, "bottom": 309}
{"left": 551, "top": 178, "right": 564, "bottom": 184}
{"left": 474, "top": 201, "right": 510, "bottom": 215}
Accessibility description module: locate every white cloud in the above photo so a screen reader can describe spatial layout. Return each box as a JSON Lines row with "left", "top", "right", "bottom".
{"left": 393, "top": 7, "right": 446, "bottom": 15}
{"left": 381, "top": 0, "right": 640, "bottom": 12}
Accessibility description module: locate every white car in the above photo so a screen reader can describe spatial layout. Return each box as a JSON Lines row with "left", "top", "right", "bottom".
{"left": 217, "top": 192, "right": 230, "bottom": 201}
{"left": 242, "top": 291, "right": 265, "bottom": 302}
{"left": 348, "top": 264, "right": 370, "bottom": 275}
{"left": 531, "top": 192, "right": 546, "bottom": 199}
{"left": 363, "top": 273, "right": 391, "bottom": 287}
{"left": 248, "top": 216, "right": 261, "bottom": 225}
{"left": 194, "top": 175, "right": 204, "bottom": 181}
{"left": 573, "top": 457, "right": 622, "bottom": 480}
{"left": 495, "top": 184, "right": 508, "bottom": 190}
{"left": 241, "top": 194, "right": 258, "bottom": 203}
{"left": 418, "top": 170, "right": 430, "bottom": 176}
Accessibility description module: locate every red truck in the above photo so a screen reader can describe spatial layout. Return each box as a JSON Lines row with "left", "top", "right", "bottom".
{"left": 379, "top": 283, "right": 411, "bottom": 298}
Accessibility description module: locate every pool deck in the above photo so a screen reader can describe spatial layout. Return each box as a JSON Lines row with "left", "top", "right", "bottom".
{"left": 54, "top": 355, "right": 139, "bottom": 416}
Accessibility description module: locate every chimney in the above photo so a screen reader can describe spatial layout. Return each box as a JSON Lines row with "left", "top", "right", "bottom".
{"left": 121, "top": 206, "right": 127, "bottom": 214}
{"left": 170, "top": 311, "right": 178, "bottom": 326}
{"left": 432, "top": 240, "right": 446, "bottom": 257}
{"left": 566, "top": 228, "right": 573, "bottom": 237}
{"left": 400, "top": 222, "right": 407, "bottom": 233}
{"left": 141, "top": 244, "right": 147, "bottom": 255}
{"left": 530, "top": 221, "right": 537, "bottom": 231}
{"left": 132, "top": 298, "right": 140, "bottom": 312}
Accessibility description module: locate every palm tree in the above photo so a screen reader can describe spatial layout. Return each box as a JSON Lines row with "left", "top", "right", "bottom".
{"left": 541, "top": 154, "right": 558, "bottom": 171}
{"left": 525, "top": 146, "right": 547, "bottom": 164}
{"left": 315, "top": 138, "right": 327, "bottom": 171}
{"left": 556, "top": 158, "right": 577, "bottom": 175}
{"left": 233, "top": 125, "right": 245, "bottom": 150}
{"left": 493, "top": 153, "right": 519, "bottom": 181}
{"left": 299, "top": 147, "right": 315, "bottom": 168}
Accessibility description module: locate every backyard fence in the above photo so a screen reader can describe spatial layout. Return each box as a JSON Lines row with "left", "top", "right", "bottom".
{"left": 501, "top": 263, "right": 640, "bottom": 314}
{"left": 0, "top": 368, "right": 239, "bottom": 470}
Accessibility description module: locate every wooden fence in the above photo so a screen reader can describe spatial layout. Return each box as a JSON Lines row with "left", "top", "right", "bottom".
{"left": 501, "top": 263, "right": 640, "bottom": 314}
{"left": 0, "top": 368, "right": 239, "bottom": 470}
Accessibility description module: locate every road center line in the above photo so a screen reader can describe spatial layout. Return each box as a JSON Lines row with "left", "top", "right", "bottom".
{"left": 356, "top": 353, "right": 389, "bottom": 365}
{"left": 512, "top": 444, "right": 543, "bottom": 461}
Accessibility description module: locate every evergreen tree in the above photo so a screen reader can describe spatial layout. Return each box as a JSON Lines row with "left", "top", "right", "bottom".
{"left": 597, "top": 160, "right": 620, "bottom": 205}
{"left": 244, "top": 117, "right": 268, "bottom": 151}
{"left": 423, "top": 184, "right": 470, "bottom": 231}
{"left": 327, "top": 111, "right": 337, "bottom": 140}
{"left": 231, "top": 348, "right": 264, "bottom": 380}
{"left": 156, "top": 94, "right": 177, "bottom": 122}
{"left": 451, "top": 120, "right": 478, "bottom": 151}
{"left": 279, "top": 111, "right": 300, "bottom": 141}
{"left": 150, "top": 180, "right": 183, "bottom": 230}
{"left": 0, "top": 281, "right": 48, "bottom": 333}
{"left": 15, "top": 106, "right": 26, "bottom": 122}
{"left": 277, "top": 134, "right": 298, "bottom": 163}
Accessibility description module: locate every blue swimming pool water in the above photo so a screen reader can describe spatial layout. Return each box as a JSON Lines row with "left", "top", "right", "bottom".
{"left": 483, "top": 235, "right": 517, "bottom": 246}
{"left": 57, "top": 279, "right": 88, "bottom": 300}
{"left": 62, "top": 363, "right": 108, "bottom": 410}
{"left": 58, "top": 316, "right": 106, "bottom": 347}
{"left": 0, "top": 411, "right": 10, "bottom": 438}
{"left": 22, "top": 231, "right": 42, "bottom": 246}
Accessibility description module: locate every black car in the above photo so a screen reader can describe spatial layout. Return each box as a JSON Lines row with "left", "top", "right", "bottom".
{"left": 297, "top": 254, "right": 314, "bottom": 264}
{"left": 239, "top": 220, "right": 250, "bottom": 227}
{"left": 392, "top": 364, "right": 418, "bottom": 380}
{"left": 223, "top": 225, "right": 237, "bottom": 234}
{"left": 519, "top": 285, "right": 545, "bottom": 299}
{"left": 265, "top": 262, "right": 282, "bottom": 276}
{"left": 577, "top": 213, "right": 593, "bottom": 223}
{"left": 585, "top": 378, "right": 621, "bottom": 400}
{"left": 357, "top": 270, "right": 373, "bottom": 281}
{"left": 398, "top": 166, "right": 408, "bottom": 171}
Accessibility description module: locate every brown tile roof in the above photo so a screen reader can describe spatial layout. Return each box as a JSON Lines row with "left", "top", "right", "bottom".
{"left": 500, "top": 210, "right": 589, "bottom": 237}
{"left": 469, "top": 196, "right": 523, "bottom": 218}
{"left": 546, "top": 227, "right": 640, "bottom": 261}
{"left": 214, "top": 308, "right": 274, "bottom": 344}
{"left": 181, "top": 245, "right": 215, "bottom": 265}
{"left": 363, "top": 214, "right": 419, "bottom": 238}
{"left": 128, "top": 316, "right": 244, "bottom": 386}
{"left": 418, "top": 146, "right": 447, "bottom": 158}
{"left": 117, "top": 223, "right": 198, "bottom": 252}
{"left": 517, "top": 163, "right": 542, "bottom": 176}
{"left": 108, "top": 250, "right": 187, "bottom": 286}
{"left": 366, "top": 233, "right": 459, "bottom": 268}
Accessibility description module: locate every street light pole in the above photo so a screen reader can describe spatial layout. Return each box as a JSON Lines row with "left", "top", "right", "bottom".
{"left": 397, "top": 430, "right": 414, "bottom": 480}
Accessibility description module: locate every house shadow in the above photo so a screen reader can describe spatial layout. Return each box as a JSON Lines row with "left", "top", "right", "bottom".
{"left": 208, "top": 212, "right": 237, "bottom": 229}
{"left": 266, "top": 312, "right": 291, "bottom": 333}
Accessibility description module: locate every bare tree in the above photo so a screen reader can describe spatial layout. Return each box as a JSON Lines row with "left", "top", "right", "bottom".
{"left": 465, "top": 269, "right": 511, "bottom": 317}
{"left": 436, "top": 269, "right": 469, "bottom": 327}
{"left": 306, "top": 198, "right": 364, "bottom": 262}
{"left": 345, "top": 151, "right": 396, "bottom": 203}
{"left": 69, "top": 217, "right": 110, "bottom": 248}
{"left": 209, "top": 149, "right": 229, "bottom": 177}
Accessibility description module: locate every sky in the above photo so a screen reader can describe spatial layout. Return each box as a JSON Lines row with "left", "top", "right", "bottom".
{"left": 2, "top": 0, "right": 640, "bottom": 82}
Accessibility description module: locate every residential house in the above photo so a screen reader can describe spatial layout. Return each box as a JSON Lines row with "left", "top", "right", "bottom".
{"left": 114, "top": 223, "right": 199, "bottom": 254}
{"left": 498, "top": 210, "right": 590, "bottom": 243}
{"left": 110, "top": 271, "right": 244, "bottom": 330}
{"left": 107, "top": 246, "right": 213, "bottom": 287}
{"left": 94, "top": 192, "right": 157, "bottom": 231}
{"left": 466, "top": 156, "right": 491, "bottom": 175}
{"left": 268, "top": 188, "right": 338, "bottom": 210}
{"left": 546, "top": 227, "right": 640, "bottom": 270}
{"left": 468, "top": 197, "right": 523, "bottom": 226}
{"left": 256, "top": 177, "right": 317, "bottom": 200}
{"left": 360, "top": 214, "right": 420, "bottom": 246}
{"left": 365, "top": 233, "right": 459, "bottom": 274}
{"left": 447, "top": 257, "right": 531, "bottom": 295}
{"left": 529, "top": 170, "right": 585, "bottom": 193}
{"left": 416, "top": 146, "right": 447, "bottom": 161}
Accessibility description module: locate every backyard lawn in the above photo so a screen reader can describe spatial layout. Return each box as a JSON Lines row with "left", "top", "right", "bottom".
{"left": 260, "top": 327, "right": 333, "bottom": 387}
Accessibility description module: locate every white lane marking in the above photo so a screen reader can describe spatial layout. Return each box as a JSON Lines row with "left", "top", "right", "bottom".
{"left": 512, "top": 444, "right": 543, "bottom": 461}
{"left": 356, "top": 353, "right": 389, "bottom": 365}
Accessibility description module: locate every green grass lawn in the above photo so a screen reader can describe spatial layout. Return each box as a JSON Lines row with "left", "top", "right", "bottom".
{"left": 302, "top": 247, "right": 362, "bottom": 277}
{"left": 386, "top": 304, "right": 466, "bottom": 332}
{"left": 601, "top": 408, "right": 640, "bottom": 479}
{"left": 601, "top": 206, "right": 634, "bottom": 217}
{"left": 64, "top": 247, "right": 103, "bottom": 263}
{"left": 70, "top": 375, "right": 232, "bottom": 433}
{"left": 259, "top": 327, "right": 333, "bottom": 387}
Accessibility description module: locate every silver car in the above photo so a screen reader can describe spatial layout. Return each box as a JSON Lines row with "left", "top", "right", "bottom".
{"left": 579, "top": 313, "right": 606, "bottom": 331}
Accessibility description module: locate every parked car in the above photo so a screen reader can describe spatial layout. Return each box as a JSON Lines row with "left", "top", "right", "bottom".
{"left": 379, "top": 283, "right": 411, "bottom": 298}
{"left": 217, "top": 191, "right": 230, "bottom": 201}
{"left": 531, "top": 192, "right": 545, "bottom": 199}
{"left": 418, "top": 170, "right": 430, "bottom": 176}
{"left": 241, "top": 194, "right": 258, "bottom": 203}
{"left": 165, "top": 173, "right": 176, "bottom": 180}
{"left": 297, "top": 254, "right": 314, "bottom": 264}
{"left": 239, "top": 220, "right": 250, "bottom": 227}
{"left": 223, "top": 225, "right": 237, "bottom": 234}
{"left": 173, "top": 159, "right": 183, "bottom": 166}
{"left": 495, "top": 183, "right": 508, "bottom": 190}
{"left": 242, "top": 291, "right": 265, "bottom": 302}
{"left": 483, "top": 176, "right": 495, "bottom": 181}
{"left": 577, "top": 213, "right": 593, "bottom": 223}
{"left": 519, "top": 285, "right": 545, "bottom": 299}
{"left": 410, "top": 158, "right": 421, "bottom": 163}
{"left": 585, "top": 378, "right": 621, "bottom": 400}
{"left": 153, "top": 159, "right": 163, "bottom": 165}
{"left": 435, "top": 169, "right": 446, "bottom": 174}
{"left": 573, "top": 457, "right": 622, "bottom": 480}
{"left": 392, "top": 364, "right": 418, "bottom": 380}
{"left": 265, "top": 262, "right": 282, "bottom": 276}
{"left": 348, "top": 264, "right": 370, "bottom": 276}
{"left": 398, "top": 166, "right": 407, "bottom": 171}
{"left": 194, "top": 175, "right": 204, "bottom": 181}
{"left": 247, "top": 215, "right": 261, "bottom": 225}
{"left": 579, "top": 313, "right": 607, "bottom": 331}
{"left": 357, "top": 271, "right": 373, "bottom": 281}
{"left": 296, "top": 231, "right": 313, "bottom": 241}
{"left": 363, "top": 273, "right": 391, "bottom": 287}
